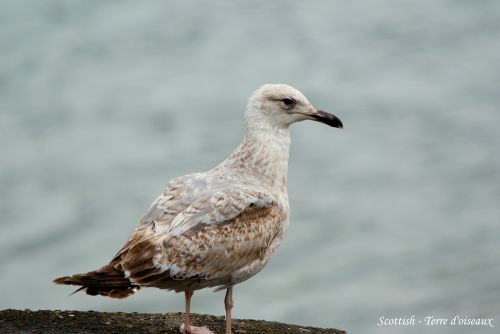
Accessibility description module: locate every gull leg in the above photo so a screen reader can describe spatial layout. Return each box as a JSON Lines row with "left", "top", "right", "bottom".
{"left": 179, "top": 290, "right": 214, "bottom": 334}
{"left": 224, "top": 287, "right": 234, "bottom": 334}
{"left": 182, "top": 290, "right": 193, "bottom": 334}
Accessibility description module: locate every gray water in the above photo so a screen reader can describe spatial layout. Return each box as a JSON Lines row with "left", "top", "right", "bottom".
{"left": 1, "top": 1, "right": 500, "bottom": 333}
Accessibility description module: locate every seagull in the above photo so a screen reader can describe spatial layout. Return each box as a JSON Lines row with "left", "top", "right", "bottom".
{"left": 54, "top": 84, "right": 343, "bottom": 334}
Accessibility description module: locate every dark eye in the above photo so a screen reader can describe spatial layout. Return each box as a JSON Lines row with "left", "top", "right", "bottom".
{"left": 281, "top": 98, "right": 294, "bottom": 106}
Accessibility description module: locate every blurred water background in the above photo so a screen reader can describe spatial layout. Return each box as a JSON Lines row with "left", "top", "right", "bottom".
{"left": 1, "top": 1, "right": 500, "bottom": 333}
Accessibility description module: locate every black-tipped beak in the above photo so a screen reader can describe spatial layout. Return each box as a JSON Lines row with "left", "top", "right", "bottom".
{"left": 309, "top": 110, "right": 343, "bottom": 128}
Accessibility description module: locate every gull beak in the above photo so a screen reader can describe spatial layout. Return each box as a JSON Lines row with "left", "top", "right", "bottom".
{"left": 308, "top": 109, "right": 343, "bottom": 129}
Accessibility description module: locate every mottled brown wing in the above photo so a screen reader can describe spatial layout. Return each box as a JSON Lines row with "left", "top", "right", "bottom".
{"left": 155, "top": 201, "right": 283, "bottom": 279}
{"left": 117, "top": 188, "right": 285, "bottom": 290}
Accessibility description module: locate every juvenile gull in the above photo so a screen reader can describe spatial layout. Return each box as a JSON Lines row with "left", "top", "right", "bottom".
{"left": 54, "top": 84, "right": 343, "bottom": 334}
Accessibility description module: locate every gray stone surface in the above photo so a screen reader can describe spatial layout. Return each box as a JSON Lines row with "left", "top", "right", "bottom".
{"left": 0, "top": 309, "right": 346, "bottom": 334}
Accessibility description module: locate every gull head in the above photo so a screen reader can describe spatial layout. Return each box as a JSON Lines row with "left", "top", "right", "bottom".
{"left": 245, "top": 84, "right": 343, "bottom": 130}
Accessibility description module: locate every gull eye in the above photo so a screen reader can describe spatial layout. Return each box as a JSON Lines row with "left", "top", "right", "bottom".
{"left": 281, "top": 98, "right": 294, "bottom": 106}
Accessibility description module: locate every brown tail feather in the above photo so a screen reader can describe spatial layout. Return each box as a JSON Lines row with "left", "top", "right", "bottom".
{"left": 53, "top": 264, "right": 139, "bottom": 299}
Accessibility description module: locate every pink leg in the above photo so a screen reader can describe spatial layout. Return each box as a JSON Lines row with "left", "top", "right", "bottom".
{"left": 179, "top": 290, "right": 214, "bottom": 334}
{"left": 224, "top": 287, "right": 234, "bottom": 334}
{"left": 183, "top": 291, "right": 193, "bottom": 334}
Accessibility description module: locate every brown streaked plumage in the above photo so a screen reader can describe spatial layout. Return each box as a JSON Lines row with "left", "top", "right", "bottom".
{"left": 54, "top": 84, "right": 343, "bottom": 334}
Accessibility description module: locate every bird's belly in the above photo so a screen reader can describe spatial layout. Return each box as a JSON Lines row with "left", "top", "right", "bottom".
{"left": 228, "top": 257, "right": 269, "bottom": 286}
{"left": 150, "top": 257, "right": 268, "bottom": 293}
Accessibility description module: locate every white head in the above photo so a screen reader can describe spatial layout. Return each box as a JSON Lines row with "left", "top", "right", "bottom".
{"left": 245, "top": 84, "right": 343, "bottom": 130}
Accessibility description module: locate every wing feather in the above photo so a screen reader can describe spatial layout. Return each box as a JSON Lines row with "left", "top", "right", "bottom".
{"left": 112, "top": 173, "right": 202, "bottom": 260}
{"left": 117, "top": 187, "right": 285, "bottom": 290}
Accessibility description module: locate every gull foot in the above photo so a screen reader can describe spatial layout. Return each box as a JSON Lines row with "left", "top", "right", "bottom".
{"left": 179, "top": 323, "right": 215, "bottom": 334}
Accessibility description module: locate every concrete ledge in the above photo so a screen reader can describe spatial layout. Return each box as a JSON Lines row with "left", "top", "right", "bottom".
{"left": 0, "top": 309, "right": 346, "bottom": 334}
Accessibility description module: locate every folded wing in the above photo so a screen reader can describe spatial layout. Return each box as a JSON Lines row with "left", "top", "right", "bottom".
{"left": 118, "top": 186, "right": 286, "bottom": 291}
